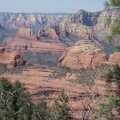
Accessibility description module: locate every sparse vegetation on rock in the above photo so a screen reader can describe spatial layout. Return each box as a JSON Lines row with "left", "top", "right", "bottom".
{"left": 48, "top": 66, "right": 71, "bottom": 79}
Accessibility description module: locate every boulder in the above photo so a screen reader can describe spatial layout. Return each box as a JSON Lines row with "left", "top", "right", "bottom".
{"left": 0, "top": 51, "right": 27, "bottom": 69}
{"left": 108, "top": 52, "right": 120, "bottom": 65}
{"left": 59, "top": 39, "right": 107, "bottom": 69}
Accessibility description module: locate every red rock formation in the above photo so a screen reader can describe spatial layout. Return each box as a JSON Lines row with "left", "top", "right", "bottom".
{"left": 59, "top": 39, "right": 107, "bottom": 69}
{"left": 45, "top": 29, "right": 59, "bottom": 41}
{"left": 38, "top": 28, "right": 59, "bottom": 41}
{"left": 108, "top": 52, "right": 120, "bottom": 66}
{"left": 16, "top": 28, "right": 34, "bottom": 37}
{"left": 0, "top": 51, "right": 26, "bottom": 69}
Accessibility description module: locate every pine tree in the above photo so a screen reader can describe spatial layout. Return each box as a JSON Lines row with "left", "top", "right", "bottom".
{"left": 105, "top": 0, "right": 120, "bottom": 9}
{"left": 0, "top": 78, "right": 50, "bottom": 120}
{"left": 50, "top": 90, "right": 72, "bottom": 120}
{"left": 97, "top": 65, "right": 120, "bottom": 119}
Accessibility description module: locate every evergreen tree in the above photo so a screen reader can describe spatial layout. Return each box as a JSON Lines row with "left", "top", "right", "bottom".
{"left": 105, "top": 0, "right": 120, "bottom": 41}
{"left": 105, "top": 0, "right": 120, "bottom": 9}
{"left": 0, "top": 78, "right": 33, "bottom": 120}
{"left": 50, "top": 90, "right": 72, "bottom": 120}
{"left": 97, "top": 65, "right": 120, "bottom": 119}
{"left": 0, "top": 78, "right": 72, "bottom": 120}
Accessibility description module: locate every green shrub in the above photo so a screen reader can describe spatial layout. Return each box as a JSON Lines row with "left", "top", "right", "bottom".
{"left": 96, "top": 97, "right": 120, "bottom": 119}
{"left": 99, "top": 67, "right": 113, "bottom": 82}
{"left": 0, "top": 63, "right": 7, "bottom": 74}
{"left": 97, "top": 65, "right": 120, "bottom": 119}
{"left": 48, "top": 66, "right": 71, "bottom": 79}
{"left": 50, "top": 90, "right": 72, "bottom": 120}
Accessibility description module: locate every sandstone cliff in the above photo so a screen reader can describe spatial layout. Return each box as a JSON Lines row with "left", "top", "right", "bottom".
{"left": 108, "top": 52, "right": 120, "bottom": 65}
{"left": 59, "top": 39, "right": 107, "bottom": 69}
{"left": 16, "top": 27, "right": 34, "bottom": 37}
{"left": 51, "top": 9, "right": 120, "bottom": 42}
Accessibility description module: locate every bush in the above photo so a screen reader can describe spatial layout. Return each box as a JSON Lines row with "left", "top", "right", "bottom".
{"left": 97, "top": 65, "right": 120, "bottom": 119}
{"left": 23, "top": 51, "right": 61, "bottom": 68}
{"left": 48, "top": 66, "right": 71, "bottom": 79}
{"left": 96, "top": 97, "right": 120, "bottom": 119}
{"left": 111, "top": 20, "right": 120, "bottom": 37}
{"left": 99, "top": 67, "right": 113, "bottom": 82}
{"left": 50, "top": 90, "right": 72, "bottom": 120}
{"left": 0, "top": 63, "right": 7, "bottom": 74}
{"left": 116, "top": 45, "right": 120, "bottom": 51}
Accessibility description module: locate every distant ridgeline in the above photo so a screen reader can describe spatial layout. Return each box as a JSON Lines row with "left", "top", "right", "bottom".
{"left": 0, "top": 13, "right": 71, "bottom": 30}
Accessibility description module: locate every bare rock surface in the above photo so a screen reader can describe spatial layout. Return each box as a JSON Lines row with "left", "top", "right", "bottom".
{"left": 16, "top": 27, "right": 34, "bottom": 37}
{"left": 108, "top": 52, "right": 120, "bottom": 65}
{"left": 59, "top": 39, "right": 107, "bottom": 69}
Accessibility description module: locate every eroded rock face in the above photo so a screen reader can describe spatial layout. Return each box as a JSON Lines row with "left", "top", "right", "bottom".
{"left": 59, "top": 39, "right": 107, "bottom": 69}
{"left": 54, "top": 19, "right": 92, "bottom": 39}
{"left": 52, "top": 9, "right": 120, "bottom": 41}
{"left": 0, "top": 13, "right": 69, "bottom": 29}
{"left": 37, "top": 28, "right": 59, "bottom": 41}
{"left": 16, "top": 28, "right": 34, "bottom": 37}
{"left": 108, "top": 52, "right": 120, "bottom": 65}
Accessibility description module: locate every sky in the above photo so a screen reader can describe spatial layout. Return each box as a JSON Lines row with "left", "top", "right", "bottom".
{"left": 0, "top": 0, "right": 105, "bottom": 13}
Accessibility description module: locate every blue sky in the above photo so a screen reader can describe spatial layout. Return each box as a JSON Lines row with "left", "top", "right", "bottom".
{"left": 0, "top": 0, "right": 105, "bottom": 13}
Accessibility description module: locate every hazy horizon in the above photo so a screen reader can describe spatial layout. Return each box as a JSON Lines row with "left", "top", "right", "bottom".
{"left": 0, "top": 0, "right": 105, "bottom": 13}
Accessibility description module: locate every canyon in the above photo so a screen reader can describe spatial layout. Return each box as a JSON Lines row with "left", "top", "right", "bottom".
{"left": 0, "top": 8, "right": 120, "bottom": 120}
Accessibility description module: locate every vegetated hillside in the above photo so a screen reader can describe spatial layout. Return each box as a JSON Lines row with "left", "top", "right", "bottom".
{"left": 22, "top": 51, "right": 61, "bottom": 68}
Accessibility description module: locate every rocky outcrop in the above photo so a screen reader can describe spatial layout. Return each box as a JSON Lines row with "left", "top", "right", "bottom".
{"left": 51, "top": 9, "right": 120, "bottom": 41}
{"left": 0, "top": 51, "right": 27, "bottom": 69}
{"left": 67, "top": 10, "right": 100, "bottom": 26}
{"left": 52, "top": 16, "right": 92, "bottom": 40}
{"left": 108, "top": 52, "right": 120, "bottom": 65}
{"left": 16, "top": 28, "right": 34, "bottom": 37}
{"left": 59, "top": 39, "right": 107, "bottom": 69}
{"left": 37, "top": 27, "right": 59, "bottom": 41}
